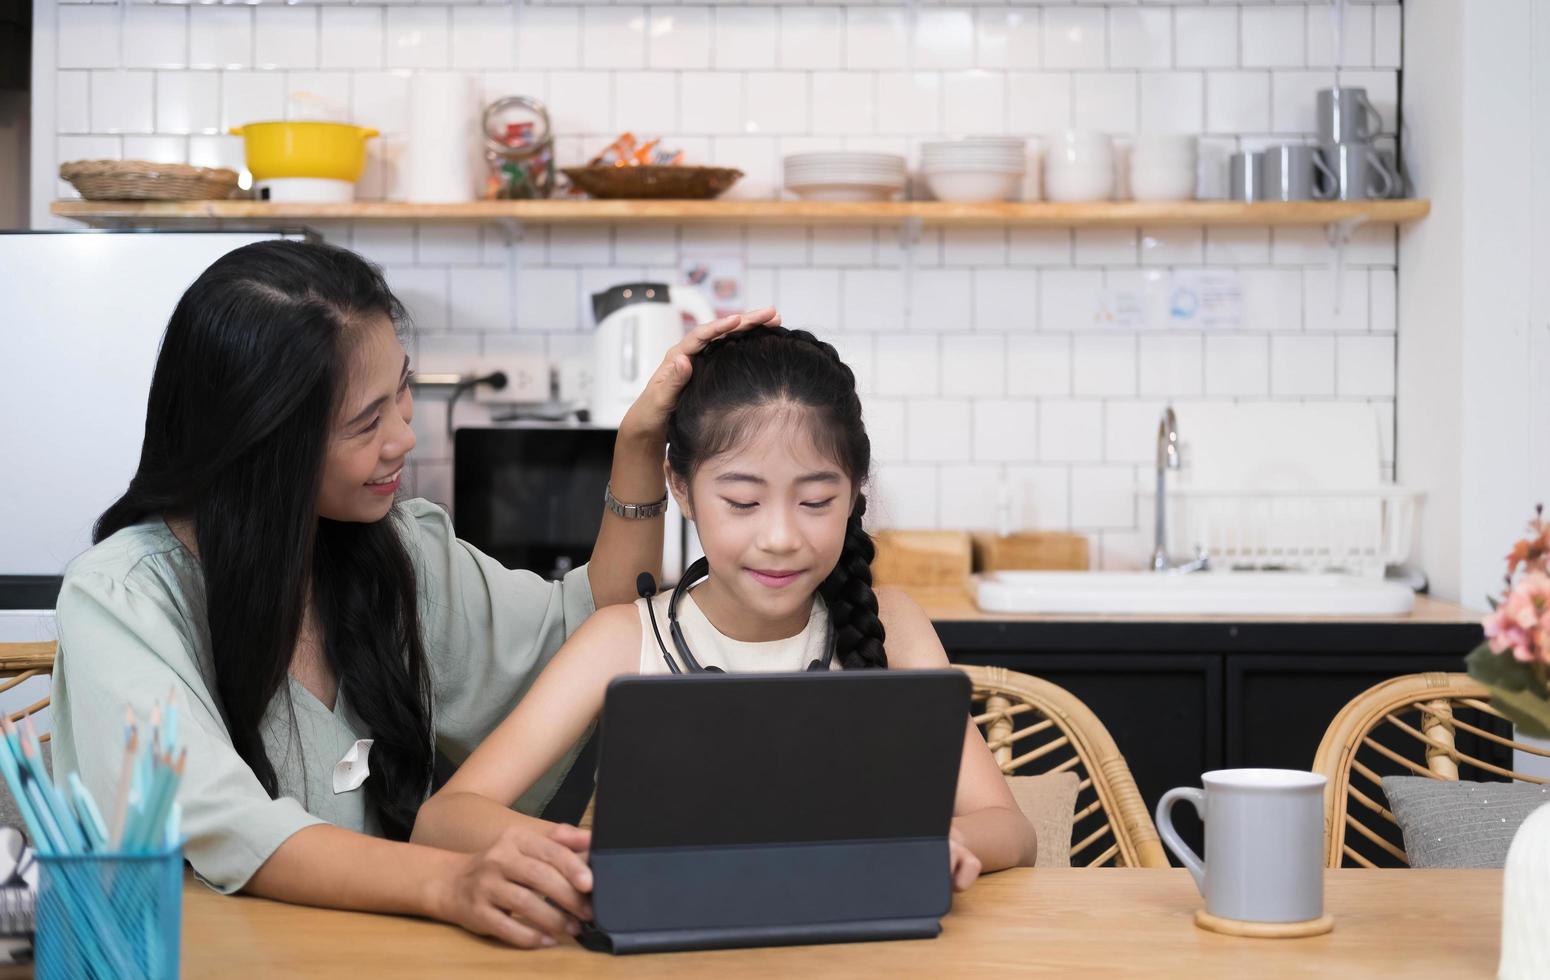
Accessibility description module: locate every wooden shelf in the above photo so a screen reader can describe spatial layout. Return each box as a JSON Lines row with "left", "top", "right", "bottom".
{"left": 50, "top": 198, "right": 1430, "bottom": 228}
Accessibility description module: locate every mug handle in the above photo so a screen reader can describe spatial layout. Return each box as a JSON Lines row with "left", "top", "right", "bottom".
{"left": 1311, "top": 148, "right": 1339, "bottom": 201}
{"left": 1357, "top": 91, "right": 1384, "bottom": 140}
{"left": 1155, "top": 787, "right": 1206, "bottom": 895}
{"left": 1367, "top": 153, "right": 1399, "bottom": 199}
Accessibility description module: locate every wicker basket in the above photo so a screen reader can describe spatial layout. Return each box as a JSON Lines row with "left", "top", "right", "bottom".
{"left": 561, "top": 165, "right": 742, "bottom": 200}
{"left": 59, "top": 160, "right": 239, "bottom": 202}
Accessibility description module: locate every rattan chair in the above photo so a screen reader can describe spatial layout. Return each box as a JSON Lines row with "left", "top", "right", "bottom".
{"left": 959, "top": 664, "right": 1168, "bottom": 869}
{"left": 0, "top": 642, "right": 55, "bottom": 738}
{"left": 1312, "top": 671, "right": 1549, "bottom": 869}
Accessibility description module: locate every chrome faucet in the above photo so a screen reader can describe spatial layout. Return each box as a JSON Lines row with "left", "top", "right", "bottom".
{"left": 1150, "top": 407, "right": 1209, "bottom": 574}
{"left": 1151, "top": 407, "right": 1180, "bottom": 572}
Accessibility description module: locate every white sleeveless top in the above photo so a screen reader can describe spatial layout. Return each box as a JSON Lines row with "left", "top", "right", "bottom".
{"left": 634, "top": 589, "right": 836, "bottom": 675}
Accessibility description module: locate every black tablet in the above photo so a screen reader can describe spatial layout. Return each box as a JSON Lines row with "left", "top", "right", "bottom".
{"left": 581, "top": 669, "right": 971, "bottom": 954}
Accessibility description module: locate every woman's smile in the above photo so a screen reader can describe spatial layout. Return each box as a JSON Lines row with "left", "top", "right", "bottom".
{"left": 365, "top": 466, "right": 403, "bottom": 495}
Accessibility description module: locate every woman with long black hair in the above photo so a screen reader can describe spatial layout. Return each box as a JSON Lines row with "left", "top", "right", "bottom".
{"left": 50, "top": 239, "right": 777, "bottom": 948}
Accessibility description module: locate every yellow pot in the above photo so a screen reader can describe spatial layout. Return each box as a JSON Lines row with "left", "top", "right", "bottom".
{"left": 229, "top": 122, "right": 379, "bottom": 183}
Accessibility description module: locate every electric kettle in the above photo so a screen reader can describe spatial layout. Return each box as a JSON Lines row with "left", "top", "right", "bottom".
{"left": 589, "top": 282, "right": 716, "bottom": 428}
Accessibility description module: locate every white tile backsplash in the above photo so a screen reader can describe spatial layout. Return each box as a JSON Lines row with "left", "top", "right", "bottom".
{"left": 1270, "top": 334, "right": 1336, "bottom": 396}
{"left": 1336, "top": 335, "right": 1395, "bottom": 398}
{"left": 782, "top": 8, "right": 846, "bottom": 71}
{"left": 1138, "top": 71, "right": 1204, "bottom": 134}
{"left": 1073, "top": 73, "right": 1138, "bottom": 133}
{"left": 451, "top": 7, "right": 518, "bottom": 70}
{"left": 583, "top": 7, "right": 647, "bottom": 70}
{"left": 1203, "top": 334, "right": 1269, "bottom": 396}
{"left": 1072, "top": 333, "right": 1137, "bottom": 396}
{"left": 59, "top": 6, "right": 122, "bottom": 70}
{"left": 972, "top": 399, "right": 1036, "bottom": 462}
{"left": 1043, "top": 6, "right": 1107, "bottom": 71}
{"left": 1109, "top": 7, "right": 1172, "bottom": 70}
{"left": 913, "top": 9, "right": 976, "bottom": 72}
{"left": 40, "top": 0, "right": 1403, "bottom": 536}
{"left": 90, "top": 71, "right": 154, "bottom": 134}
{"left": 942, "top": 72, "right": 1007, "bottom": 137}
{"left": 717, "top": 8, "right": 779, "bottom": 71}
{"left": 155, "top": 72, "right": 219, "bottom": 135}
{"left": 123, "top": 7, "right": 187, "bottom": 71}
{"left": 189, "top": 7, "right": 253, "bottom": 71}
{"left": 255, "top": 7, "right": 320, "bottom": 71}
{"left": 1039, "top": 400, "right": 1105, "bottom": 463}
{"left": 975, "top": 10, "right": 1041, "bottom": 72}
{"left": 1240, "top": 6, "right": 1304, "bottom": 69}
{"left": 386, "top": 8, "right": 450, "bottom": 70}
{"left": 1205, "top": 70, "right": 1270, "bottom": 133}
{"left": 1007, "top": 72, "right": 1073, "bottom": 136}
{"left": 1175, "top": 6, "right": 1237, "bottom": 70}
{"left": 322, "top": 9, "right": 386, "bottom": 71}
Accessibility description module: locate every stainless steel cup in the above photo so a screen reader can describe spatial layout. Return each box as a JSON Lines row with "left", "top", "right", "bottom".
{"left": 1320, "top": 142, "right": 1399, "bottom": 200}
{"left": 1227, "top": 151, "right": 1263, "bottom": 202}
{"left": 1316, "top": 87, "right": 1383, "bottom": 144}
{"left": 1262, "top": 144, "right": 1338, "bottom": 201}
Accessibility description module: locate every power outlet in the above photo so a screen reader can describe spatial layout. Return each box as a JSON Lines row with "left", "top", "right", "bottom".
{"left": 555, "top": 358, "right": 593, "bottom": 406}
{"left": 473, "top": 354, "right": 550, "bottom": 404}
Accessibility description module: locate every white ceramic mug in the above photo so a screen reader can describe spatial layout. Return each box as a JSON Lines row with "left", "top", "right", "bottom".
{"left": 1155, "top": 768, "right": 1328, "bottom": 923}
{"left": 1045, "top": 131, "right": 1115, "bottom": 202}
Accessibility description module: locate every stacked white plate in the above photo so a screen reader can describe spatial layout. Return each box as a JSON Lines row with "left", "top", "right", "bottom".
{"left": 921, "top": 138, "right": 1027, "bottom": 202}
{"left": 783, "top": 153, "right": 907, "bottom": 202}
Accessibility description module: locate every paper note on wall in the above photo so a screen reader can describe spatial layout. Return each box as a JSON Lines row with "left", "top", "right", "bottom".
{"left": 1100, "top": 269, "right": 1242, "bottom": 330}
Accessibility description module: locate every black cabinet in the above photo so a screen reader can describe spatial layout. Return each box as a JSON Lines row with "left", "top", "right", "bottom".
{"left": 937, "top": 617, "right": 1482, "bottom": 863}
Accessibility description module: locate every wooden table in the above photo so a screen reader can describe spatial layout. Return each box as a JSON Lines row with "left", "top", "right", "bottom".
{"left": 179, "top": 868, "right": 1501, "bottom": 978}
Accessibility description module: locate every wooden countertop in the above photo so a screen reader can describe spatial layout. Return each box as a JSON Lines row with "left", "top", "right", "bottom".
{"left": 902, "top": 586, "right": 1483, "bottom": 626}
{"left": 171, "top": 867, "right": 1500, "bottom": 978}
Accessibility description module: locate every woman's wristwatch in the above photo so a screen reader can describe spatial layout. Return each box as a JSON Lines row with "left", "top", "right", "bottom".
{"left": 603, "top": 482, "right": 669, "bottom": 520}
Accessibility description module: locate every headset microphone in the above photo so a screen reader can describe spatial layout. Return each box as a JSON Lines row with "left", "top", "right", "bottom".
{"left": 636, "top": 572, "right": 658, "bottom": 599}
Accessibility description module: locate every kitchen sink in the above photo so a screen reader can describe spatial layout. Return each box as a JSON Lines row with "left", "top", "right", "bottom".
{"left": 974, "top": 571, "right": 1417, "bottom": 616}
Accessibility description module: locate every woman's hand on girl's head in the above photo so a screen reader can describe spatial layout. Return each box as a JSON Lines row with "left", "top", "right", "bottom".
{"left": 948, "top": 825, "right": 984, "bottom": 892}
{"left": 435, "top": 823, "right": 594, "bottom": 949}
{"left": 618, "top": 307, "right": 782, "bottom": 442}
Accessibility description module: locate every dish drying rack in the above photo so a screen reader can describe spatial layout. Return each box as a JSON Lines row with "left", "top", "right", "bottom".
{"left": 1153, "top": 488, "right": 1423, "bottom": 578}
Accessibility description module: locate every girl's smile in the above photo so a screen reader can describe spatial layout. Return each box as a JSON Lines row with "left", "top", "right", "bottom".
{"left": 747, "top": 567, "right": 805, "bottom": 588}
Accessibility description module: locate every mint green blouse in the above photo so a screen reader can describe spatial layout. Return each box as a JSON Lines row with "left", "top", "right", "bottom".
{"left": 50, "top": 498, "right": 594, "bottom": 893}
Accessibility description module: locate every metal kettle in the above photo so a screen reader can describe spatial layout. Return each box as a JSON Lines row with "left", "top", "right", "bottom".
{"left": 588, "top": 282, "right": 716, "bottom": 428}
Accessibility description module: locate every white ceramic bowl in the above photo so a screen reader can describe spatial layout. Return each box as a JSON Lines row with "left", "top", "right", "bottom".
{"left": 787, "top": 184, "right": 901, "bottom": 202}
{"left": 1129, "top": 166, "right": 1197, "bottom": 201}
{"left": 924, "top": 170, "right": 1024, "bottom": 202}
{"left": 1044, "top": 166, "right": 1115, "bottom": 202}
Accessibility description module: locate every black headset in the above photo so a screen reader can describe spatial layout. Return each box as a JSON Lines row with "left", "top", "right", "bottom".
{"left": 637, "top": 557, "right": 836, "bottom": 674}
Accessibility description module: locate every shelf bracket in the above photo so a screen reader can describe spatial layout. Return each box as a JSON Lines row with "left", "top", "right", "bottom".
{"left": 1324, "top": 216, "right": 1366, "bottom": 316}
{"left": 899, "top": 216, "right": 923, "bottom": 329}
{"left": 502, "top": 219, "right": 524, "bottom": 332}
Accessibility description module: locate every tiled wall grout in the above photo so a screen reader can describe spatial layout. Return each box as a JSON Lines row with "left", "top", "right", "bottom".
{"left": 45, "top": 0, "right": 1403, "bottom": 569}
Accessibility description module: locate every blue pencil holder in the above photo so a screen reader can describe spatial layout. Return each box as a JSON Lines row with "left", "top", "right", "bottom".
{"left": 36, "top": 846, "right": 182, "bottom": 980}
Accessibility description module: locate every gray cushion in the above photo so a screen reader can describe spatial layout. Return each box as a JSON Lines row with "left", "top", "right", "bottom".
{"left": 1382, "top": 775, "right": 1550, "bottom": 868}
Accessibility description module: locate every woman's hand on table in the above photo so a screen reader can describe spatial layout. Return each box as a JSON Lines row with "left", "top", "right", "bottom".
{"left": 616, "top": 307, "right": 782, "bottom": 443}
{"left": 949, "top": 825, "right": 983, "bottom": 892}
{"left": 435, "top": 823, "right": 593, "bottom": 949}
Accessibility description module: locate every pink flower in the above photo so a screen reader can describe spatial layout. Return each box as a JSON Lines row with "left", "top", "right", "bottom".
{"left": 1484, "top": 572, "right": 1550, "bottom": 663}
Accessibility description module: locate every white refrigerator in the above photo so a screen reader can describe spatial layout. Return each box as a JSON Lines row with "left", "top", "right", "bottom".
{"left": 0, "top": 230, "right": 303, "bottom": 679}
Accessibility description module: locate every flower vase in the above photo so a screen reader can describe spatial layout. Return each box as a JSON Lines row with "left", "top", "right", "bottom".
{"left": 1500, "top": 802, "right": 1550, "bottom": 979}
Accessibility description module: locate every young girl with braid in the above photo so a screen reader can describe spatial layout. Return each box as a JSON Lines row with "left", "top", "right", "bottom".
{"left": 413, "top": 328, "right": 1037, "bottom": 927}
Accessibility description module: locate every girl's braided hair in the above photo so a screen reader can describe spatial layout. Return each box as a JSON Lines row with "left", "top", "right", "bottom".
{"left": 665, "top": 327, "right": 886, "bottom": 669}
